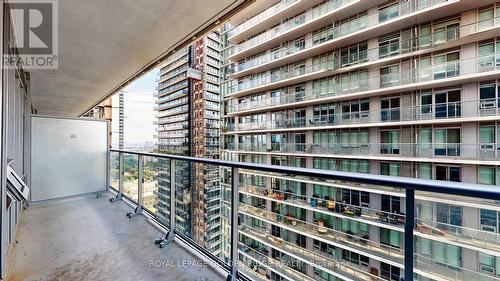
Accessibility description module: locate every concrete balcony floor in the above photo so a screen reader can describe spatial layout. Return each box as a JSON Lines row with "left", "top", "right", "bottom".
{"left": 6, "top": 193, "right": 223, "bottom": 281}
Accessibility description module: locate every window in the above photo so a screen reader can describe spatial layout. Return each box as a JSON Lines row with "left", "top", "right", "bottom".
{"left": 380, "top": 228, "right": 401, "bottom": 249}
{"left": 480, "top": 209, "right": 500, "bottom": 233}
{"left": 293, "top": 61, "right": 306, "bottom": 76}
{"left": 293, "top": 37, "right": 305, "bottom": 52}
{"left": 340, "top": 41, "right": 368, "bottom": 66}
{"left": 380, "top": 262, "right": 401, "bottom": 281}
{"left": 381, "top": 194, "right": 400, "bottom": 213}
{"left": 437, "top": 203, "right": 462, "bottom": 232}
{"left": 271, "top": 134, "right": 285, "bottom": 151}
{"left": 434, "top": 128, "right": 460, "bottom": 156}
{"left": 478, "top": 7, "right": 495, "bottom": 31}
{"left": 379, "top": 33, "right": 400, "bottom": 58}
{"left": 479, "top": 253, "right": 500, "bottom": 276}
{"left": 294, "top": 84, "right": 306, "bottom": 102}
{"left": 435, "top": 165, "right": 461, "bottom": 182}
{"left": 479, "top": 166, "right": 496, "bottom": 185}
{"left": 313, "top": 76, "right": 336, "bottom": 97}
{"left": 313, "top": 158, "right": 338, "bottom": 171}
{"left": 294, "top": 134, "right": 306, "bottom": 152}
{"left": 379, "top": 2, "right": 399, "bottom": 23}
{"left": 478, "top": 41, "right": 497, "bottom": 72}
{"left": 381, "top": 97, "right": 400, "bottom": 121}
{"left": 340, "top": 70, "right": 369, "bottom": 93}
{"left": 419, "top": 163, "right": 433, "bottom": 179}
{"left": 342, "top": 249, "right": 369, "bottom": 266}
{"left": 313, "top": 103, "right": 335, "bottom": 125}
{"left": 294, "top": 109, "right": 306, "bottom": 127}
{"left": 433, "top": 51, "right": 459, "bottom": 79}
{"left": 418, "top": 238, "right": 462, "bottom": 267}
{"left": 479, "top": 82, "right": 497, "bottom": 109}
{"left": 380, "top": 65, "right": 400, "bottom": 88}
{"left": 341, "top": 99, "right": 369, "bottom": 120}
{"left": 381, "top": 130, "right": 400, "bottom": 154}
{"left": 312, "top": 25, "right": 334, "bottom": 45}
{"left": 433, "top": 18, "right": 460, "bottom": 44}
{"left": 340, "top": 188, "right": 370, "bottom": 207}
{"left": 340, "top": 159, "right": 369, "bottom": 173}
{"left": 434, "top": 89, "right": 461, "bottom": 118}
{"left": 380, "top": 162, "right": 401, "bottom": 176}
{"left": 313, "top": 52, "right": 334, "bottom": 71}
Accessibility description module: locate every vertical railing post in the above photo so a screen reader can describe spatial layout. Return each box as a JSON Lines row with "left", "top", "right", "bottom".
{"left": 127, "top": 154, "right": 143, "bottom": 218}
{"left": 168, "top": 159, "right": 176, "bottom": 241}
{"left": 405, "top": 188, "right": 415, "bottom": 281}
{"left": 155, "top": 158, "right": 175, "bottom": 248}
{"left": 119, "top": 152, "right": 124, "bottom": 197}
{"left": 105, "top": 150, "right": 110, "bottom": 192}
{"left": 110, "top": 152, "right": 124, "bottom": 202}
{"left": 228, "top": 167, "right": 239, "bottom": 281}
{"left": 138, "top": 155, "right": 144, "bottom": 210}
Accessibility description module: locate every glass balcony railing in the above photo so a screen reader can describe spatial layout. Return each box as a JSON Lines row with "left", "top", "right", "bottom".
{"left": 239, "top": 202, "right": 405, "bottom": 264}
{"left": 226, "top": 0, "right": 356, "bottom": 57}
{"left": 238, "top": 241, "right": 316, "bottom": 281}
{"left": 230, "top": 13, "right": 500, "bottom": 76}
{"left": 227, "top": 143, "right": 500, "bottom": 161}
{"left": 109, "top": 149, "right": 500, "bottom": 281}
{"left": 226, "top": 0, "right": 448, "bottom": 59}
{"left": 226, "top": 0, "right": 300, "bottom": 39}
{"left": 225, "top": 52, "right": 500, "bottom": 102}
{"left": 239, "top": 183, "right": 500, "bottom": 256}
{"left": 239, "top": 184, "right": 405, "bottom": 229}
{"left": 240, "top": 223, "right": 385, "bottom": 281}
{"left": 227, "top": 100, "right": 499, "bottom": 131}
{"left": 414, "top": 253, "right": 500, "bottom": 281}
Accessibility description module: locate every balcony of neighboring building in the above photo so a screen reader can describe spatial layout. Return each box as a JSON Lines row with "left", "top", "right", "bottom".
{"left": 225, "top": 0, "right": 492, "bottom": 62}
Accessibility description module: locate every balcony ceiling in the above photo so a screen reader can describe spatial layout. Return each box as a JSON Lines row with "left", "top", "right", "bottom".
{"left": 29, "top": 0, "right": 244, "bottom": 116}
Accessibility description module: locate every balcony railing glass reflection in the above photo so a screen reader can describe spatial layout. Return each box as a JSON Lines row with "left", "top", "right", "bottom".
{"left": 108, "top": 149, "right": 500, "bottom": 281}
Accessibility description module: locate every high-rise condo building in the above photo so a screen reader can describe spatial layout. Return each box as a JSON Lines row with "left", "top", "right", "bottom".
{"left": 154, "top": 31, "right": 223, "bottom": 256}
{"left": 219, "top": 0, "right": 500, "bottom": 280}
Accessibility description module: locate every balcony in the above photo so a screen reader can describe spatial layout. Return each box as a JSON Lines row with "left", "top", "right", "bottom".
{"left": 229, "top": 13, "right": 500, "bottom": 78}
{"left": 4, "top": 0, "right": 500, "bottom": 280}
{"left": 6, "top": 192, "right": 223, "bottom": 281}
{"left": 226, "top": 142, "right": 500, "bottom": 164}
{"left": 227, "top": 100, "right": 500, "bottom": 133}
{"left": 226, "top": 0, "right": 459, "bottom": 62}
{"left": 101, "top": 149, "right": 500, "bottom": 281}
{"left": 226, "top": 0, "right": 303, "bottom": 42}
{"left": 226, "top": 0, "right": 361, "bottom": 61}
{"left": 224, "top": 52, "right": 500, "bottom": 107}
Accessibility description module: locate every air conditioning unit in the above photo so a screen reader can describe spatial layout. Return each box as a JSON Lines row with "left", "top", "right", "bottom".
{"left": 480, "top": 101, "right": 496, "bottom": 108}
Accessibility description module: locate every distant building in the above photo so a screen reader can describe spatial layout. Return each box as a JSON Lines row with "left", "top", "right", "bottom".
{"left": 154, "top": 31, "right": 222, "bottom": 256}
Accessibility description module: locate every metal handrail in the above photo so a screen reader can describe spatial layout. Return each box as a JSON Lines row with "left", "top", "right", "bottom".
{"left": 110, "top": 149, "right": 500, "bottom": 200}
{"left": 109, "top": 148, "right": 500, "bottom": 281}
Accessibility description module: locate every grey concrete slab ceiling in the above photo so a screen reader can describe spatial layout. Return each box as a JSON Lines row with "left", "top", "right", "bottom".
{"left": 29, "top": 0, "right": 243, "bottom": 116}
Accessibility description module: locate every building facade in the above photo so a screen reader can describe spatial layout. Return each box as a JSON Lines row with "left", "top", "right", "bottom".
{"left": 220, "top": 0, "right": 500, "bottom": 280}
{"left": 154, "top": 31, "right": 222, "bottom": 256}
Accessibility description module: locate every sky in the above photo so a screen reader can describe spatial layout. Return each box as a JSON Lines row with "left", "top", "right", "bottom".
{"left": 111, "top": 69, "right": 159, "bottom": 148}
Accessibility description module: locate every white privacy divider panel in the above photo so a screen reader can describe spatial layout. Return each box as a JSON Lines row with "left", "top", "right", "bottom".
{"left": 30, "top": 116, "right": 108, "bottom": 202}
